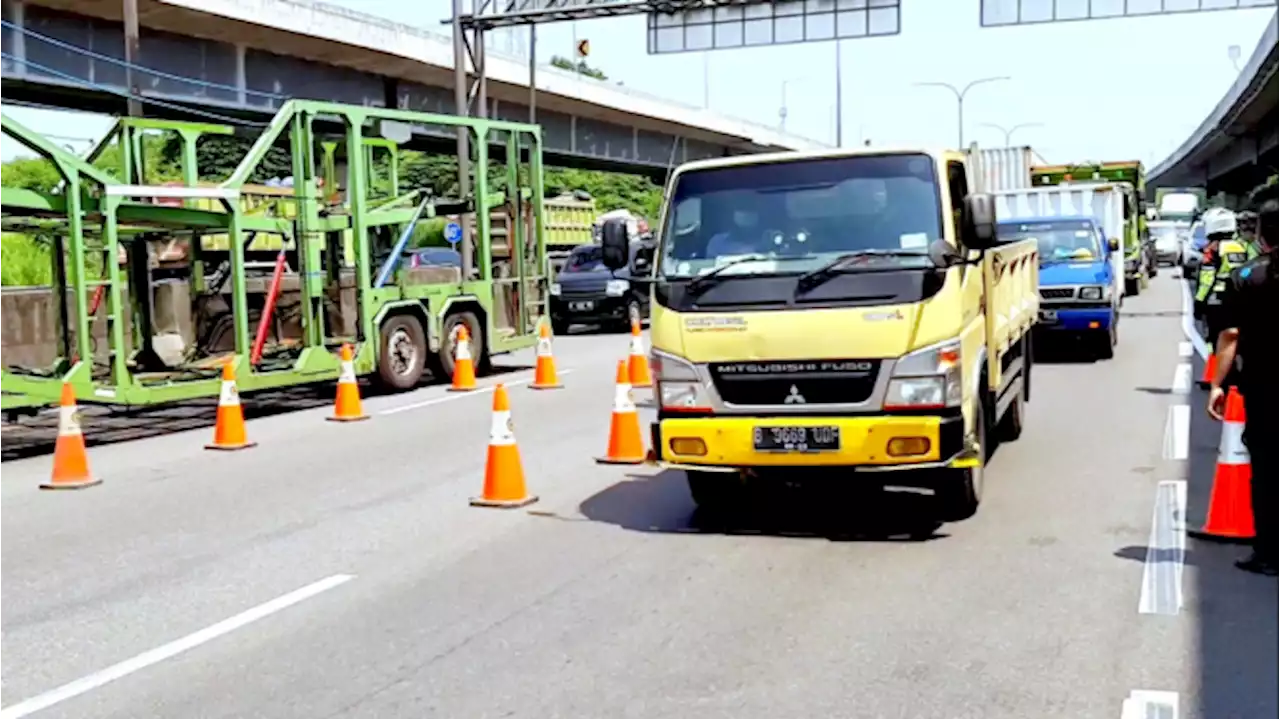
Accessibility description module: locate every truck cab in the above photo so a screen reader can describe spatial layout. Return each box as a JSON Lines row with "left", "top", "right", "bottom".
{"left": 996, "top": 216, "right": 1121, "bottom": 359}
{"left": 601, "top": 148, "right": 1038, "bottom": 522}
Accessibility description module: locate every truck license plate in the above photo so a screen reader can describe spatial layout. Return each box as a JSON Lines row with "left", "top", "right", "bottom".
{"left": 753, "top": 426, "right": 840, "bottom": 453}
{"left": 1038, "top": 309, "right": 1058, "bottom": 323}
{"left": 569, "top": 301, "right": 594, "bottom": 311}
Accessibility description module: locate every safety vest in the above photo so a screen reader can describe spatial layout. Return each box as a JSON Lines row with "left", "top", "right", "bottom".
{"left": 1196, "top": 238, "right": 1250, "bottom": 304}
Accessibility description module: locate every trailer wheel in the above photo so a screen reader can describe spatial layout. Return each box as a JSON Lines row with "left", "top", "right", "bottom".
{"left": 377, "top": 315, "right": 427, "bottom": 391}
{"left": 432, "top": 311, "right": 485, "bottom": 382}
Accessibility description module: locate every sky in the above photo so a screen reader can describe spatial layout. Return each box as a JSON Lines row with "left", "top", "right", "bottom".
{"left": 1, "top": 1, "right": 1274, "bottom": 168}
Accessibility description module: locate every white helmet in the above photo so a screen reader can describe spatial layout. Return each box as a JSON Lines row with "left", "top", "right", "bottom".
{"left": 1204, "top": 210, "right": 1237, "bottom": 237}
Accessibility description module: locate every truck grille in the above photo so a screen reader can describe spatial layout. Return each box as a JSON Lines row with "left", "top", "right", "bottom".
{"left": 709, "top": 360, "right": 880, "bottom": 406}
{"left": 1040, "top": 288, "right": 1075, "bottom": 300}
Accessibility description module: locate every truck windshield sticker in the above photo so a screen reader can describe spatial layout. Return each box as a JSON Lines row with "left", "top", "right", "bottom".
{"left": 899, "top": 232, "right": 929, "bottom": 249}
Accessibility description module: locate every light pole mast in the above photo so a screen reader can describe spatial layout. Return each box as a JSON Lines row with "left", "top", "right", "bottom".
{"left": 914, "top": 76, "right": 1011, "bottom": 148}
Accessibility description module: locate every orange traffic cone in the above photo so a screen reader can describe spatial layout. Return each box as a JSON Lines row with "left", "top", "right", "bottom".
{"left": 328, "top": 344, "right": 369, "bottom": 422}
{"left": 627, "top": 318, "right": 652, "bottom": 388}
{"left": 1197, "top": 350, "right": 1216, "bottom": 389}
{"left": 470, "top": 384, "right": 538, "bottom": 508}
{"left": 596, "top": 360, "right": 647, "bottom": 465}
{"left": 41, "top": 383, "right": 101, "bottom": 490}
{"left": 529, "top": 322, "right": 562, "bottom": 390}
{"left": 1189, "top": 387, "right": 1254, "bottom": 542}
{"left": 205, "top": 363, "right": 256, "bottom": 451}
{"left": 448, "top": 325, "right": 478, "bottom": 392}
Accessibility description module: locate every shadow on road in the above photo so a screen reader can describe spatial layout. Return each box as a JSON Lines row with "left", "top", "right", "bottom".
{"left": 0, "top": 363, "right": 530, "bottom": 462}
{"left": 576, "top": 469, "right": 951, "bottom": 543}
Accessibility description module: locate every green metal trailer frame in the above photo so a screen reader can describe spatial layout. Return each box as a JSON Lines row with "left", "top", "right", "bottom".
{"left": 2, "top": 100, "right": 549, "bottom": 412}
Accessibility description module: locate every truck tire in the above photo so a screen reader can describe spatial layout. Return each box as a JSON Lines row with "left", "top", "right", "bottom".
{"left": 1125, "top": 277, "right": 1140, "bottom": 297}
{"left": 686, "top": 471, "right": 743, "bottom": 513}
{"left": 376, "top": 314, "right": 427, "bottom": 391}
{"left": 1022, "top": 334, "right": 1033, "bottom": 402}
{"left": 428, "top": 310, "right": 485, "bottom": 382}
{"left": 936, "top": 395, "right": 986, "bottom": 522}
{"left": 1096, "top": 323, "right": 1116, "bottom": 360}
{"left": 998, "top": 381, "right": 1025, "bottom": 442}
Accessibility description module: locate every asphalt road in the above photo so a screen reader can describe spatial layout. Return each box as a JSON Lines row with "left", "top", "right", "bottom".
{"left": 2, "top": 275, "right": 1273, "bottom": 719}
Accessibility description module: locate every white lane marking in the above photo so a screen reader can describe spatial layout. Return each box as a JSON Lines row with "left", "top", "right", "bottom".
{"left": 1162, "top": 404, "right": 1190, "bottom": 461}
{"left": 1179, "top": 281, "right": 1209, "bottom": 361}
{"left": 0, "top": 574, "right": 355, "bottom": 719}
{"left": 378, "top": 369, "right": 577, "bottom": 416}
{"left": 1120, "top": 689, "right": 1179, "bottom": 719}
{"left": 1171, "top": 363, "right": 1192, "bottom": 394}
{"left": 1138, "top": 480, "right": 1188, "bottom": 616}
{"left": 1177, "top": 341, "right": 1193, "bottom": 358}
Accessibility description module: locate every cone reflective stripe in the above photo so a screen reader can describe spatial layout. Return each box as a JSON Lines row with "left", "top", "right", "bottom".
{"left": 627, "top": 319, "right": 653, "bottom": 388}
{"left": 449, "top": 325, "right": 478, "bottom": 392}
{"left": 596, "top": 360, "right": 647, "bottom": 465}
{"left": 205, "top": 363, "right": 256, "bottom": 450}
{"left": 529, "top": 322, "right": 563, "bottom": 390}
{"left": 471, "top": 384, "right": 538, "bottom": 508}
{"left": 328, "top": 344, "right": 369, "bottom": 422}
{"left": 41, "top": 383, "right": 101, "bottom": 490}
{"left": 1190, "top": 387, "right": 1254, "bottom": 541}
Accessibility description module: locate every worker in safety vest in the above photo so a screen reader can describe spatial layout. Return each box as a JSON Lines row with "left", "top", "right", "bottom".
{"left": 1194, "top": 209, "right": 1250, "bottom": 353}
{"left": 1236, "top": 210, "right": 1261, "bottom": 258}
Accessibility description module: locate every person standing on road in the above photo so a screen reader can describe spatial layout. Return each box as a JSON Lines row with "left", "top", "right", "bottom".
{"left": 1194, "top": 210, "right": 1250, "bottom": 348}
{"left": 1236, "top": 210, "right": 1261, "bottom": 258}
{"left": 1207, "top": 187, "right": 1278, "bottom": 577}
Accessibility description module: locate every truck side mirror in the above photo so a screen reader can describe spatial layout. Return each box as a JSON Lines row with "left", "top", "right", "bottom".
{"left": 600, "top": 218, "right": 629, "bottom": 270}
{"left": 961, "top": 193, "right": 997, "bottom": 250}
{"left": 1108, "top": 238, "right": 1120, "bottom": 252}
{"left": 632, "top": 255, "right": 651, "bottom": 274}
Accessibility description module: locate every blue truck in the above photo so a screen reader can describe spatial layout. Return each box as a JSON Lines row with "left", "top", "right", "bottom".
{"left": 995, "top": 216, "right": 1121, "bottom": 359}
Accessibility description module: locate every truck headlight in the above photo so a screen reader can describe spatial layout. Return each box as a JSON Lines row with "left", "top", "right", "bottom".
{"left": 886, "top": 339, "right": 962, "bottom": 410}
{"left": 652, "top": 350, "right": 711, "bottom": 411}
{"left": 606, "top": 279, "right": 629, "bottom": 297}
{"left": 550, "top": 282, "right": 561, "bottom": 296}
{"left": 1079, "top": 286, "right": 1104, "bottom": 301}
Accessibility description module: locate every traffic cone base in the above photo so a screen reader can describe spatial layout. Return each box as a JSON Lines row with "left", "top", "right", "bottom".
{"left": 530, "top": 324, "right": 563, "bottom": 390}
{"left": 472, "top": 385, "right": 538, "bottom": 508}
{"left": 596, "top": 360, "right": 647, "bottom": 465}
{"left": 206, "top": 364, "right": 255, "bottom": 451}
{"left": 328, "top": 344, "right": 370, "bottom": 421}
{"left": 42, "top": 384, "right": 101, "bottom": 490}
{"left": 1189, "top": 387, "right": 1254, "bottom": 543}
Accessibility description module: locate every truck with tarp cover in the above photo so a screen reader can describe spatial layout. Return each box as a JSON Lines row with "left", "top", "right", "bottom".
{"left": 1029, "top": 160, "right": 1152, "bottom": 295}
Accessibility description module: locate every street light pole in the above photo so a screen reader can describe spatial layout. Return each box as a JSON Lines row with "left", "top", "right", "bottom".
{"left": 979, "top": 121, "right": 1043, "bottom": 146}
{"left": 834, "top": 40, "right": 843, "bottom": 147}
{"left": 914, "top": 76, "right": 1011, "bottom": 148}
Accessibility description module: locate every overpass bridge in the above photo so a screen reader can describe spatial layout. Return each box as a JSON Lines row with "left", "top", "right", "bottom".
{"left": 1148, "top": 10, "right": 1278, "bottom": 205}
{"left": 0, "top": 0, "right": 827, "bottom": 178}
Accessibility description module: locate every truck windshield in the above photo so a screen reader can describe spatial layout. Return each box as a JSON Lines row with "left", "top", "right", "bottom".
{"left": 997, "top": 220, "right": 1102, "bottom": 264}
{"left": 658, "top": 153, "right": 941, "bottom": 280}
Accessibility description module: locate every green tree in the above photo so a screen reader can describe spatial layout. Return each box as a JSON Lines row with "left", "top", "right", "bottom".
{"left": 550, "top": 55, "right": 607, "bottom": 81}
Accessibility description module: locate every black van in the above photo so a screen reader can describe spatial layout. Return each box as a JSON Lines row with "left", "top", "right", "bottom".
{"left": 550, "top": 239, "right": 656, "bottom": 335}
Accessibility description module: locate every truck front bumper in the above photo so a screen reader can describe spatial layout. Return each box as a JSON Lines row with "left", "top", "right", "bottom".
{"left": 651, "top": 414, "right": 967, "bottom": 470}
{"left": 1037, "top": 306, "right": 1114, "bottom": 332}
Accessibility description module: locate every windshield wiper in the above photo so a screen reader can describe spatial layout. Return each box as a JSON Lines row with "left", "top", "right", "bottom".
{"left": 682, "top": 254, "right": 772, "bottom": 296}
{"left": 794, "top": 249, "right": 930, "bottom": 294}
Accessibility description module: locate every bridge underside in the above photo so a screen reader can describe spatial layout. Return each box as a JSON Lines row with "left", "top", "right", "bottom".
{"left": 0, "top": 0, "right": 749, "bottom": 181}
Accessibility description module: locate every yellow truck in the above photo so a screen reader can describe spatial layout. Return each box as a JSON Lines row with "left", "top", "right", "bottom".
{"left": 599, "top": 147, "right": 1039, "bottom": 521}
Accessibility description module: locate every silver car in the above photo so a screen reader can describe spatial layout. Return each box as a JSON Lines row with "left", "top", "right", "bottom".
{"left": 1148, "top": 221, "right": 1187, "bottom": 266}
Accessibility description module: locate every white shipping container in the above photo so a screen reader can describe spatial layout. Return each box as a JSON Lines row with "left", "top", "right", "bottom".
{"left": 991, "top": 184, "right": 1128, "bottom": 300}
{"left": 967, "top": 146, "right": 1037, "bottom": 193}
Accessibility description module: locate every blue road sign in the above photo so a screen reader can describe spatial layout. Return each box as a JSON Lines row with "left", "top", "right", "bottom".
{"left": 443, "top": 221, "right": 463, "bottom": 245}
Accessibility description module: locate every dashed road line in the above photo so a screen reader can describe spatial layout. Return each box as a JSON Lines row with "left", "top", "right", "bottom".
{"left": 0, "top": 574, "right": 355, "bottom": 719}
{"left": 1138, "top": 480, "right": 1188, "bottom": 616}
{"left": 378, "top": 369, "right": 577, "bottom": 416}
{"left": 1120, "top": 689, "right": 1179, "bottom": 719}
{"left": 1171, "top": 363, "right": 1192, "bottom": 394}
{"left": 1162, "top": 404, "right": 1190, "bottom": 461}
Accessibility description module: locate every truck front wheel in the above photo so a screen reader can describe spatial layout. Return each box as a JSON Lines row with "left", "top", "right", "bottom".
{"left": 1095, "top": 322, "right": 1117, "bottom": 360}
{"left": 935, "top": 396, "right": 987, "bottom": 522}
{"left": 686, "top": 471, "right": 744, "bottom": 513}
